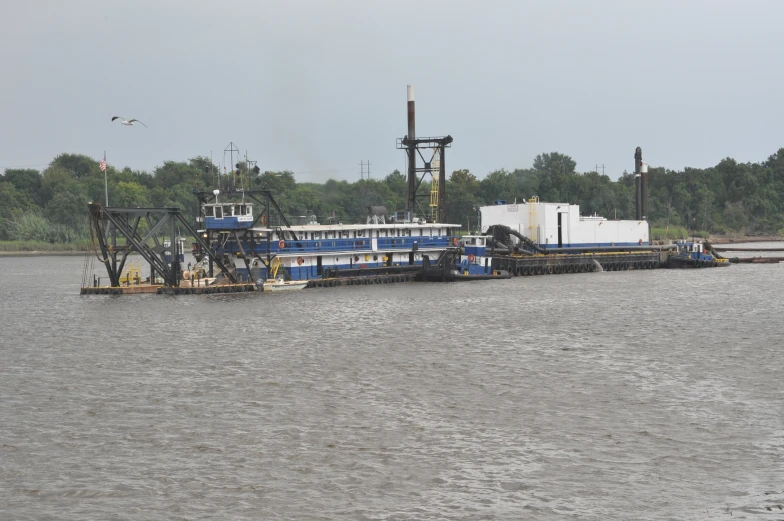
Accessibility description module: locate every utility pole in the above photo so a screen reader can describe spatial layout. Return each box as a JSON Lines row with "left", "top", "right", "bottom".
{"left": 595, "top": 164, "right": 605, "bottom": 175}
{"left": 359, "top": 160, "right": 371, "bottom": 180}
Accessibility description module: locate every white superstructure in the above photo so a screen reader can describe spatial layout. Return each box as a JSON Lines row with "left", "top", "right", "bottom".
{"left": 479, "top": 198, "right": 649, "bottom": 249}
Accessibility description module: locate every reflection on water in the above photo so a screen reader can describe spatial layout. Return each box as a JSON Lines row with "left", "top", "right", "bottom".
{"left": 1, "top": 250, "right": 783, "bottom": 520}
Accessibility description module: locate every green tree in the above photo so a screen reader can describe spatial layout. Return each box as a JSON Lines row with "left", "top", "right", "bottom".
{"left": 446, "top": 169, "right": 480, "bottom": 230}
{"left": 49, "top": 153, "right": 98, "bottom": 178}
{"left": 112, "top": 181, "right": 150, "bottom": 208}
{"left": 533, "top": 152, "right": 577, "bottom": 202}
{"left": 46, "top": 191, "right": 88, "bottom": 230}
{"left": 3, "top": 169, "right": 45, "bottom": 206}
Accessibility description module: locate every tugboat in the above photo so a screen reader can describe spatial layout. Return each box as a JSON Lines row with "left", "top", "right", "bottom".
{"left": 665, "top": 240, "right": 728, "bottom": 268}
{"left": 452, "top": 235, "right": 512, "bottom": 280}
{"left": 420, "top": 234, "right": 512, "bottom": 281}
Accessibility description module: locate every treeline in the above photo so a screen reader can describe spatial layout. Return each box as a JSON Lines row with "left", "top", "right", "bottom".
{"left": 2, "top": 149, "right": 784, "bottom": 242}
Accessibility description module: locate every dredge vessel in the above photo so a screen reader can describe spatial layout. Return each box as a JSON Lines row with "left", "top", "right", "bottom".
{"left": 190, "top": 194, "right": 506, "bottom": 286}
{"left": 79, "top": 86, "right": 725, "bottom": 296}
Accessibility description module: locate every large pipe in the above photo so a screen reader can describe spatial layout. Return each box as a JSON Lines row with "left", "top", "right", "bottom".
{"left": 406, "top": 85, "right": 416, "bottom": 214}
{"left": 711, "top": 247, "right": 784, "bottom": 252}
{"left": 540, "top": 244, "right": 675, "bottom": 253}
{"left": 634, "top": 147, "right": 642, "bottom": 221}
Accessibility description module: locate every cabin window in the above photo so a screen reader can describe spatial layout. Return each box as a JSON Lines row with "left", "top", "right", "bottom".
{"left": 313, "top": 231, "right": 321, "bottom": 240}
{"left": 223, "top": 205, "right": 233, "bottom": 216}
{"left": 234, "top": 205, "right": 242, "bottom": 215}
{"left": 342, "top": 231, "right": 349, "bottom": 239}
{"left": 204, "top": 206, "right": 214, "bottom": 217}
{"left": 215, "top": 206, "right": 223, "bottom": 218}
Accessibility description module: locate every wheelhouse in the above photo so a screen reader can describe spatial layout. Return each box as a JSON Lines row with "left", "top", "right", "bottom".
{"left": 203, "top": 202, "right": 254, "bottom": 230}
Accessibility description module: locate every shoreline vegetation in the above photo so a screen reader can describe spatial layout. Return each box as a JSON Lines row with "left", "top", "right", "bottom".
{"left": 4, "top": 149, "right": 784, "bottom": 252}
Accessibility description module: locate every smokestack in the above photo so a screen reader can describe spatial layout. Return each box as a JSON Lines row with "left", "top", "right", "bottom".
{"left": 406, "top": 85, "right": 417, "bottom": 214}
{"left": 407, "top": 85, "right": 415, "bottom": 139}
{"left": 641, "top": 162, "right": 649, "bottom": 221}
{"left": 634, "top": 147, "right": 642, "bottom": 221}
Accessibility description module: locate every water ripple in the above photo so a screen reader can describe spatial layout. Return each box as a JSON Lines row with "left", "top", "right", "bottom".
{"left": 0, "top": 254, "right": 782, "bottom": 520}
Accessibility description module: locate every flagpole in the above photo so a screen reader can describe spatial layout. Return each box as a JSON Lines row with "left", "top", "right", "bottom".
{"left": 104, "top": 151, "right": 109, "bottom": 206}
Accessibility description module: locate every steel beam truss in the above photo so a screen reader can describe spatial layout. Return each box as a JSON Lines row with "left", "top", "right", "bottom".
{"left": 88, "top": 203, "right": 237, "bottom": 287}
{"left": 397, "top": 135, "right": 452, "bottom": 222}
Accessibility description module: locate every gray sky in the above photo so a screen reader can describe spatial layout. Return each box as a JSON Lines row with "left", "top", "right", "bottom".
{"left": 1, "top": 0, "right": 782, "bottom": 182}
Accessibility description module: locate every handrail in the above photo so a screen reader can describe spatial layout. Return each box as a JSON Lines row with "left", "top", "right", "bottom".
{"left": 217, "top": 236, "right": 458, "bottom": 255}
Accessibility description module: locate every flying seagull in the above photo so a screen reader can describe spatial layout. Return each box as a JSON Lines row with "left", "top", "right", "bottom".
{"left": 111, "top": 116, "right": 148, "bottom": 128}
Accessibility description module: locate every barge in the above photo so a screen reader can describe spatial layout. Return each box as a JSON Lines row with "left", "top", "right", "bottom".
{"left": 474, "top": 198, "right": 673, "bottom": 275}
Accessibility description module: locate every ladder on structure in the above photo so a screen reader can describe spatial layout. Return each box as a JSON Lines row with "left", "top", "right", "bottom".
{"left": 429, "top": 149, "right": 441, "bottom": 222}
{"left": 528, "top": 196, "right": 539, "bottom": 245}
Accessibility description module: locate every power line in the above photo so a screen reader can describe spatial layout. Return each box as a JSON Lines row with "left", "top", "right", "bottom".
{"left": 0, "top": 163, "right": 51, "bottom": 170}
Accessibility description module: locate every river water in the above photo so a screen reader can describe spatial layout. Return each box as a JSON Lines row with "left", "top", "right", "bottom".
{"left": 1, "top": 246, "right": 783, "bottom": 520}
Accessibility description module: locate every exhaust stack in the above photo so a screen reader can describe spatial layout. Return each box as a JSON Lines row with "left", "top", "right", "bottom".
{"left": 407, "top": 85, "right": 415, "bottom": 140}
{"left": 406, "top": 85, "right": 416, "bottom": 214}
{"left": 641, "top": 161, "right": 649, "bottom": 221}
{"left": 397, "top": 86, "right": 453, "bottom": 221}
{"left": 634, "top": 147, "right": 642, "bottom": 221}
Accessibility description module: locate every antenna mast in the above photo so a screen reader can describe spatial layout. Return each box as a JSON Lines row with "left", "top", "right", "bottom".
{"left": 224, "top": 142, "right": 240, "bottom": 191}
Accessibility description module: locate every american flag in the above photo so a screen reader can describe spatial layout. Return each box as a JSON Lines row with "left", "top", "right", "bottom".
{"left": 100, "top": 154, "right": 107, "bottom": 171}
